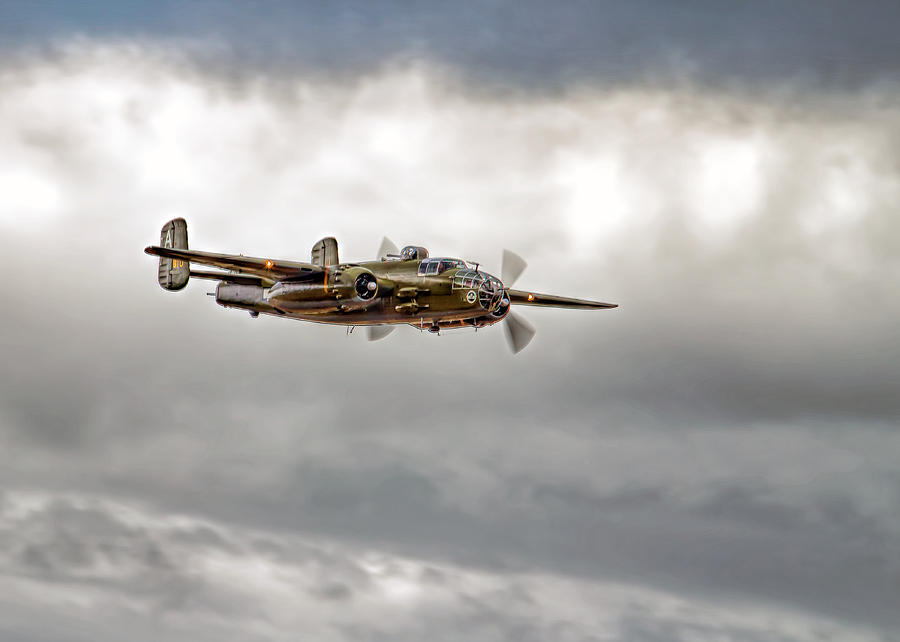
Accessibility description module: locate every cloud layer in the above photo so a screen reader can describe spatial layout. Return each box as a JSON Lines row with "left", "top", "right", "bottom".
{"left": 1, "top": 42, "right": 899, "bottom": 641}
{"left": 0, "top": 490, "right": 887, "bottom": 642}
{"left": 4, "top": 1, "right": 900, "bottom": 88}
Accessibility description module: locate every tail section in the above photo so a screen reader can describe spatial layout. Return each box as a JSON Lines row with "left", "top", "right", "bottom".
{"left": 157, "top": 218, "right": 190, "bottom": 290}
{"left": 311, "top": 237, "right": 339, "bottom": 267}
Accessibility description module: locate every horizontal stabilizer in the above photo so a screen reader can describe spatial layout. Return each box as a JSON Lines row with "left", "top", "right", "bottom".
{"left": 145, "top": 246, "right": 322, "bottom": 283}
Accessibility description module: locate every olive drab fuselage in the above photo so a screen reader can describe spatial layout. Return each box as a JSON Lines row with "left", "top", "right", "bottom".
{"left": 214, "top": 258, "right": 510, "bottom": 330}
{"left": 146, "top": 220, "right": 617, "bottom": 349}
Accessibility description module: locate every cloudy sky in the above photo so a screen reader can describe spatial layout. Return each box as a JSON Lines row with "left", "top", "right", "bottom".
{"left": 1, "top": 2, "right": 899, "bottom": 641}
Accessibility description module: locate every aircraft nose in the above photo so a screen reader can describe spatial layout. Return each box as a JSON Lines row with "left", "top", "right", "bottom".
{"left": 479, "top": 273, "right": 503, "bottom": 310}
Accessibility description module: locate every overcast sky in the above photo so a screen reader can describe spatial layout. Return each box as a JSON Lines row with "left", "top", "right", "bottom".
{"left": 1, "top": 3, "right": 900, "bottom": 642}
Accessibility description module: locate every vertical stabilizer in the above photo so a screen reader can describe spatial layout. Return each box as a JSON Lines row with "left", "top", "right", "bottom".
{"left": 311, "top": 237, "right": 339, "bottom": 267}
{"left": 157, "top": 218, "right": 190, "bottom": 290}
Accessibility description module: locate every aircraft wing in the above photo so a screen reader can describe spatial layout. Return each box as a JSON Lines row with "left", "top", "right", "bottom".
{"left": 145, "top": 246, "right": 323, "bottom": 282}
{"left": 507, "top": 289, "right": 617, "bottom": 310}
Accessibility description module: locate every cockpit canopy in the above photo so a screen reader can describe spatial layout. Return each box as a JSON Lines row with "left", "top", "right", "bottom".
{"left": 417, "top": 257, "right": 467, "bottom": 276}
{"left": 400, "top": 246, "right": 429, "bottom": 260}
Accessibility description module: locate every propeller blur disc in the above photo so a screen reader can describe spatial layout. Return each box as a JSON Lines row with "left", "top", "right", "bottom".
{"left": 501, "top": 249, "right": 527, "bottom": 287}
{"left": 367, "top": 325, "right": 395, "bottom": 341}
{"left": 377, "top": 237, "right": 400, "bottom": 261}
{"left": 503, "top": 310, "right": 536, "bottom": 354}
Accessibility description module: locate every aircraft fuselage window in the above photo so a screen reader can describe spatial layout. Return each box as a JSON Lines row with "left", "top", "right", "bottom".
{"left": 419, "top": 258, "right": 466, "bottom": 276}
{"left": 438, "top": 260, "right": 461, "bottom": 272}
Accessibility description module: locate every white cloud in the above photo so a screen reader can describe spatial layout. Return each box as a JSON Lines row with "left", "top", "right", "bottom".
{"left": 0, "top": 167, "right": 63, "bottom": 224}
{"left": 2, "top": 41, "right": 897, "bottom": 271}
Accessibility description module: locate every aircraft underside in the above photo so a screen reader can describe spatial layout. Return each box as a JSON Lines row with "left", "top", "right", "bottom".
{"left": 215, "top": 285, "right": 504, "bottom": 330}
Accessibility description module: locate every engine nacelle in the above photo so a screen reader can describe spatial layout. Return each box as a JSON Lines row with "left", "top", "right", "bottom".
{"left": 216, "top": 283, "right": 265, "bottom": 308}
{"left": 353, "top": 271, "right": 378, "bottom": 300}
{"left": 263, "top": 267, "right": 387, "bottom": 314}
{"left": 331, "top": 267, "right": 382, "bottom": 308}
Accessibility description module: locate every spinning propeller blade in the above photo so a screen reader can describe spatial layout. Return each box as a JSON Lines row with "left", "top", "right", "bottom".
{"left": 501, "top": 249, "right": 527, "bottom": 287}
{"left": 501, "top": 249, "right": 533, "bottom": 353}
{"left": 503, "top": 310, "right": 536, "bottom": 354}
{"left": 377, "top": 237, "right": 399, "bottom": 261}
{"left": 367, "top": 325, "right": 395, "bottom": 342}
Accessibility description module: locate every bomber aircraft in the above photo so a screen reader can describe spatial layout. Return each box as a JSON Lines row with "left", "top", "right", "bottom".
{"left": 145, "top": 218, "right": 616, "bottom": 353}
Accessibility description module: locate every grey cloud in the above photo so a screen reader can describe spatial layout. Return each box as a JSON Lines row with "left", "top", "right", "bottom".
{"left": 3, "top": 1, "right": 900, "bottom": 90}
{"left": 0, "top": 494, "right": 377, "bottom": 636}
{"left": 310, "top": 580, "right": 353, "bottom": 602}
{"left": 2, "top": 491, "right": 824, "bottom": 642}
{"left": 617, "top": 615, "right": 807, "bottom": 642}
{"left": 1, "top": 43, "right": 900, "bottom": 641}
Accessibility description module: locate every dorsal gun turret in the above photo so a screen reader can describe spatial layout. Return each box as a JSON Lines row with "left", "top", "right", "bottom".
{"left": 400, "top": 246, "right": 429, "bottom": 260}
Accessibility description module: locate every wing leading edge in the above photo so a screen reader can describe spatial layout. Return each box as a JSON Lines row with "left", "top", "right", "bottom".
{"left": 507, "top": 289, "right": 617, "bottom": 310}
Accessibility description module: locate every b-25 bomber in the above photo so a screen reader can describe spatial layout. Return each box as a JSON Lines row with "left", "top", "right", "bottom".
{"left": 145, "top": 218, "right": 616, "bottom": 353}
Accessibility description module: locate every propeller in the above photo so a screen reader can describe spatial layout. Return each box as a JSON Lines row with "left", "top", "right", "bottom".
{"left": 501, "top": 249, "right": 527, "bottom": 287}
{"left": 367, "top": 244, "right": 536, "bottom": 352}
{"left": 367, "top": 325, "right": 395, "bottom": 341}
{"left": 499, "top": 249, "right": 535, "bottom": 353}
{"left": 377, "top": 237, "right": 399, "bottom": 261}
{"left": 503, "top": 310, "right": 536, "bottom": 354}
{"left": 369, "top": 239, "right": 399, "bottom": 341}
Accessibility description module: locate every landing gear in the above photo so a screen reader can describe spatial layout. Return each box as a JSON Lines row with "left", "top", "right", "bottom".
{"left": 428, "top": 323, "right": 440, "bottom": 335}
{"left": 249, "top": 310, "right": 259, "bottom": 318}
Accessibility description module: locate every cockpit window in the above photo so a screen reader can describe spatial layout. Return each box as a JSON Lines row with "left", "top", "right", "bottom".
{"left": 439, "top": 259, "right": 464, "bottom": 272}
{"left": 418, "top": 258, "right": 466, "bottom": 276}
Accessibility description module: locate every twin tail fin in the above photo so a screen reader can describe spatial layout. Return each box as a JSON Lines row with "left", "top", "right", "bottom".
{"left": 157, "top": 218, "right": 190, "bottom": 291}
